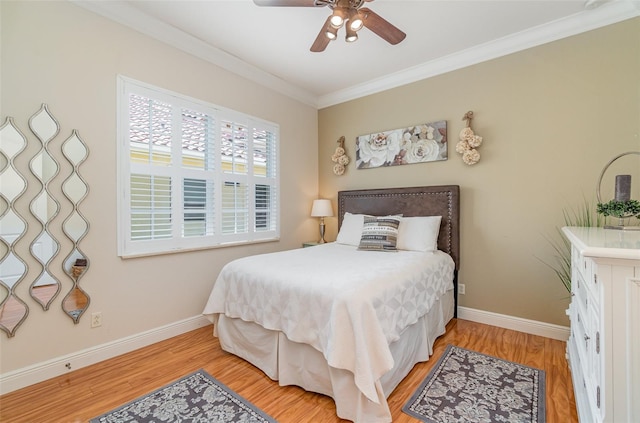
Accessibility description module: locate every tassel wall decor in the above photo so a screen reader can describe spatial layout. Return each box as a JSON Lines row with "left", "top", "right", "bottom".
{"left": 455, "top": 111, "right": 484, "bottom": 165}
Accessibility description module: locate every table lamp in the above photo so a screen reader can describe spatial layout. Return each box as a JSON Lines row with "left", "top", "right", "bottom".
{"left": 311, "top": 199, "right": 333, "bottom": 243}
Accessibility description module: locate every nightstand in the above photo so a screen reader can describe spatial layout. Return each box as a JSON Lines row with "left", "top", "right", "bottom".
{"left": 302, "top": 241, "right": 320, "bottom": 248}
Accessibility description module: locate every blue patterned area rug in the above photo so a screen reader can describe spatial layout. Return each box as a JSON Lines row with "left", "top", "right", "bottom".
{"left": 90, "top": 369, "right": 277, "bottom": 423}
{"left": 403, "top": 345, "right": 546, "bottom": 423}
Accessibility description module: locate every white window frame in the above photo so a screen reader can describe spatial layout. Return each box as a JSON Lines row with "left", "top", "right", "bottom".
{"left": 117, "top": 76, "right": 280, "bottom": 258}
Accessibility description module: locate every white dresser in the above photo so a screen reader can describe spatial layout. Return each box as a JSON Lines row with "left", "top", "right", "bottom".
{"left": 562, "top": 227, "right": 640, "bottom": 423}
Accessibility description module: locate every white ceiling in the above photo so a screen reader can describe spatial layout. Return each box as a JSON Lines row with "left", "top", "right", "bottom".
{"left": 76, "top": 0, "right": 639, "bottom": 108}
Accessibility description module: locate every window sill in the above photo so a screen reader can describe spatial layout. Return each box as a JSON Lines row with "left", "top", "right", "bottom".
{"left": 119, "top": 237, "right": 280, "bottom": 259}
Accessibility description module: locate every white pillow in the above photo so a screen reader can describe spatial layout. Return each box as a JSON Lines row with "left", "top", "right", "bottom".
{"left": 397, "top": 216, "right": 442, "bottom": 252}
{"left": 335, "top": 212, "right": 367, "bottom": 246}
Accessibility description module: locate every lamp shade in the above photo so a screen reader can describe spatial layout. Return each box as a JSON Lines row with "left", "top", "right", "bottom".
{"left": 311, "top": 199, "right": 333, "bottom": 217}
{"left": 325, "top": 23, "right": 338, "bottom": 40}
{"left": 345, "top": 25, "right": 358, "bottom": 42}
{"left": 348, "top": 9, "right": 364, "bottom": 31}
{"left": 329, "top": 7, "right": 347, "bottom": 29}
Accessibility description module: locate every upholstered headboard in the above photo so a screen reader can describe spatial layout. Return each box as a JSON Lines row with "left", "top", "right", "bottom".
{"left": 337, "top": 185, "right": 460, "bottom": 270}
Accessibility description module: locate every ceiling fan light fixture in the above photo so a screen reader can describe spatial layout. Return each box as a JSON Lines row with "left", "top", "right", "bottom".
{"left": 325, "top": 23, "right": 338, "bottom": 40}
{"left": 347, "top": 9, "right": 364, "bottom": 31}
{"left": 345, "top": 25, "right": 358, "bottom": 42}
{"left": 329, "top": 7, "right": 347, "bottom": 28}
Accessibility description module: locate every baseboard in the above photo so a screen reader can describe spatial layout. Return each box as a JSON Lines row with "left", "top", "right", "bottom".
{"left": 0, "top": 309, "right": 569, "bottom": 395}
{"left": 457, "top": 306, "right": 570, "bottom": 341}
{"left": 0, "top": 315, "right": 211, "bottom": 395}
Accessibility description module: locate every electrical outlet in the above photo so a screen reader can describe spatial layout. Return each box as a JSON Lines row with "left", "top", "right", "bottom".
{"left": 459, "top": 284, "right": 466, "bottom": 295}
{"left": 91, "top": 312, "right": 102, "bottom": 328}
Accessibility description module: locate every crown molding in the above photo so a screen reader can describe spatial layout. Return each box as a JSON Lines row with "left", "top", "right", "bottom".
{"left": 71, "top": 0, "right": 320, "bottom": 108}
{"left": 72, "top": 0, "right": 638, "bottom": 110}
{"left": 317, "top": 0, "right": 640, "bottom": 108}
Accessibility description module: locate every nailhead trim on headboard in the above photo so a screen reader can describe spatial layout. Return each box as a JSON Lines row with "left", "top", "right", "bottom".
{"left": 337, "top": 186, "right": 460, "bottom": 270}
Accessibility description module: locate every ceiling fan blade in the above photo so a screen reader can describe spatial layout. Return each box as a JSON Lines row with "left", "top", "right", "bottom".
{"left": 310, "top": 17, "right": 332, "bottom": 52}
{"left": 359, "top": 7, "right": 406, "bottom": 45}
{"left": 253, "top": 0, "right": 331, "bottom": 6}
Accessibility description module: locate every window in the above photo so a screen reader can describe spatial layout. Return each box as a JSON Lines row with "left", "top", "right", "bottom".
{"left": 117, "top": 76, "right": 279, "bottom": 257}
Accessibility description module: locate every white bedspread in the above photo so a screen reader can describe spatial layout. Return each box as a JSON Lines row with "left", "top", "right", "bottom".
{"left": 202, "top": 243, "right": 454, "bottom": 404}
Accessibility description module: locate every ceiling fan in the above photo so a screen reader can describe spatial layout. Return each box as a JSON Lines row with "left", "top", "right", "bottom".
{"left": 253, "top": 0, "right": 406, "bottom": 52}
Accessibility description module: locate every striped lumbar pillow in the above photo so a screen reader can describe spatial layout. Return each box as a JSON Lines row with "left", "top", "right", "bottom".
{"left": 358, "top": 215, "right": 401, "bottom": 252}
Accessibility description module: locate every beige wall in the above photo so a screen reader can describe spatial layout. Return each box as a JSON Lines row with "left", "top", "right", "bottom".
{"left": 319, "top": 17, "right": 640, "bottom": 326}
{"left": 0, "top": 1, "right": 318, "bottom": 373}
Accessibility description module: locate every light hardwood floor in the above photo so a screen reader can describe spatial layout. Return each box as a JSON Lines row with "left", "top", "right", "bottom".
{"left": 0, "top": 318, "right": 577, "bottom": 423}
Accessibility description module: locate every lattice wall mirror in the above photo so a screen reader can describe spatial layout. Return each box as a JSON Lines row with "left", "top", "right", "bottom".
{"left": 0, "top": 104, "right": 91, "bottom": 337}
{"left": 0, "top": 118, "right": 30, "bottom": 337}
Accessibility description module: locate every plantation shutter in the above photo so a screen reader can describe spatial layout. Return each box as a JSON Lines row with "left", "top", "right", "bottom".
{"left": 252, "top": 124, "right": 277, "bottom": 232}
{"left": 220, "top": 119, "right": 249, "bottom": 236}
{"left": 118, "top": 76, "right": 279, "bottom": 257}
{"left": 128, "top": 94, "right": 173, "bottom": 241}
{"left": 181, "top": 108, "right": 215, "bottom": 238}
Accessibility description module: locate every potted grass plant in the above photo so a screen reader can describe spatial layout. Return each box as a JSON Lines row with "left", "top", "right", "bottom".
{"left": 541, "top": 200, "right": 604, "bottom": 292}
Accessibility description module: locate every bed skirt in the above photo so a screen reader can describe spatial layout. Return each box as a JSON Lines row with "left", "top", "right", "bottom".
{"left": 211, "top": 289, "right": 454, "bottom": 423}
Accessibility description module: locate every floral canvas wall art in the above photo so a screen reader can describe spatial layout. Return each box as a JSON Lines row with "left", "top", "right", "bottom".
{"left": 355, "top": 121, "right": 447, "bottom": 169}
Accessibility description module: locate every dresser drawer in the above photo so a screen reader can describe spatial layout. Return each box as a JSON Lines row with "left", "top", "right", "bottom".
{"left": 573, "top": 301, "right": 602, "bottom": 422}
{"left": 573, "top": 246, "right": 591, "bottom": 282}
{"left": 572, "top": 301, "right": 589, "bottom": 371}
{"left": 572, "top": 247, "right": 600, "bottom": 309}
{"left": 587, "top": 306, "right": 602, "bottom": 421}
{"left": 573, "top": 270, "right": 593, "bottom": 320}
{"left": 586, "top": 260, "right": 600, "bottom": 303}
{"left": 568, "top": 332, "right": 595, "bottom": 423}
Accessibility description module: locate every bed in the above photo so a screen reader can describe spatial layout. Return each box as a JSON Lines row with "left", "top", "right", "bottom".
{"left": 202, "top": 185, "right": 460, "bottom": 423}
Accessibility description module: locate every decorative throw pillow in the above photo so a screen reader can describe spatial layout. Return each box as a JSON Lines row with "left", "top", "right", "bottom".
{"left": 358, "top": 215, "right": 402, "bottom": 252}
{"left": 397, "top": 216, "right": 442, "bottom": 252}
{"left": 336, "top": 212, "right": 368, "bottom": 246}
